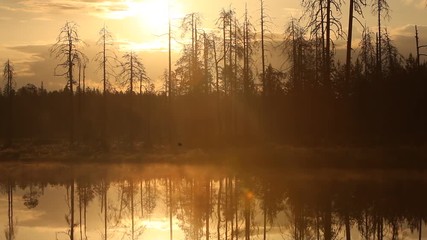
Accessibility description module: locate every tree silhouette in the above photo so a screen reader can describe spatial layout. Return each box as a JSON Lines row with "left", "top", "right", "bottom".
{"left": 302, "top": 0, "right": 343, "bottom": 88}
{"left": 3, "top": 59, "right": 15, "bottom": 147}
{"left": 217, "top": 8, "right": 235, "bottom": 95}
{"left": 50, "top": 21, "right": 87, "bottom": 145}
{"left": 260, "top": 0, "right": 267, "bottom": 96}
{"left": 181, "top": 13, "right": 203, "bottom": 94}
{"left": 345, "top": 0, "right": 366, "bottom": 89}
{"left": 118, "top": 51, "right": 147, "bottom": 143}
{"left": 242, "top": 5, "right": 256, "bottom": 97}
{"left": 95, "top": 25, "right": 118, "bottom": 148}
{"left": 372, "top": 0, "right": 390, "bottom": 76}
{"left": 5, "top": 182, "right": 15, "bottom": 240}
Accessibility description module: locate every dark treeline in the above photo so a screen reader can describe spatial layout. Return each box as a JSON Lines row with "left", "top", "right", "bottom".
{"left": 1, "top": 61, "right": 427, "bottom": 148}
{"left": 1, "top": 2, "right": 427, "bottom": 148}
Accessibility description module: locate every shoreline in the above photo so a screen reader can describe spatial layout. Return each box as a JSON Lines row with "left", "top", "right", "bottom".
{"left": 1, "top": 142, "right": 427, "bottom": 169}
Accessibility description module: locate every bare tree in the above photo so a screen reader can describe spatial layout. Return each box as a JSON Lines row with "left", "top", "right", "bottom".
{"left": 302, "top": 0, "right": 343, "bottom": 88}
{"left": 119, "top": 52, "right": 147, "bottom": 94}
{"left": 181, "top": 13, "right": 203, "bottom": 93}
{"left": 95, "top": 25, "right": 118, "bottom": 147}
{"left": 358, "top": 25, "right": 376, "bottom": 79}
{"left": 260, "top": 0, "right": 267, "bottom": 96}
{"left": 345, "top": 0, "right": 366, "bottom": 87}
{"left": 372, "top": 0, "right": 390, "bottom": 76}
{"left": 243, "top": 5, "right": 256, "bottom": 96}
{"left": 50, "top": 21, "right": 87, "bottom": 145}
{"left": 118, "top": 52, "right": 147, "bottom": 143}
{"left": 5, "top": 182, "right": 15, "bottom": 240}
{"left": 3, "top": 59, "right": 15, "bottom": 147}
{"left": 217, "top": 8, "right": 235, "bottom": 95}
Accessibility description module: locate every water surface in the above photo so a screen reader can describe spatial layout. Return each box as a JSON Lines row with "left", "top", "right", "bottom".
{"left": 1, "top": 163, "right": 426, "bottom": 240}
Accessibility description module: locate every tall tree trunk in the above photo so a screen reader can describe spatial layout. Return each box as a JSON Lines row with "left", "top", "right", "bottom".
{"left": 204, "top": 33, "right": 209, "bottom": 93}
{"left": 234, "top": 178, "right": 239, "bottom": 240}
{"left": 84, "top": 189, "right": 88, "bottom": 240}
{"left": 206, "top": 180, "right": 210, "bottom": 240}
{"left": 325, "top": 0, "right": 332, "bottom": 88}
{"left": 169, "top": 178, "right": 173, "bottom": 240}
{"left": 323, "top": 202, "right": 332, "bottom": 240}
{"left": 415, "top": 25, "right": 420, "bottom": 67}
{"left": 243, "top": 6, "right": 248, "bottom": 96}
{"left": 377, "top": 0, "right": 382, "bottom": 76}
{"left": 71, "top": 181, "right": 75, "bottom": 240}
{"left": 68, "top": 35, "right": 74, "bottom": 145}
{"left": 6, "top": 60, "right": 13, "bottom": 147}
{"left": 79, "top": 188, "right": 83, "bottom": 240}
{"left": 260, "top": 0, "right": 266, "bottom": 96}
{"left": 213, "top": 38, "right": 221, "bottom": 135}
{"left": 217, "top": 179, "right": 223, "bottom": 240}
{"left": 245, "top": 190, "right": 250, "bottom": 240}
{"left": 168, "top": 7, "right": 172, "bottom": 144}
{"left": 263, "top": 200, "right": 267, "bottom": 240}
{"left": 345, "top": 0, "right": 354, "bottom": 90}
{"left": 129, "top": 53, "right": 134, "bottom": 143}
{"left": 225, "top": 178, "right": 229, "bottom": 240}
{"left": 8, "top": 183, "right": 14, "bottom": 240}
{"left": 345, "top": 213, "right": 351, "bottom": 240}
{"left": 223, "top": 17, "right": 227, "bottom": 95}
{"left": 140, "top": 181, "right": 144, "bottom": 217}
{"left": 104, "top": 182, "right": 108, "bottom": 240}
{"left": 102, "top": 27, "right": 108, "bottom": 148}
{"left": 130, "top": 181, "right": 135, "bottom": 240}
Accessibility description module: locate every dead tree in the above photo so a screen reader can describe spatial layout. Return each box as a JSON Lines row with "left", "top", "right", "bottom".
{"left": 3, "top": 59, "right": 15, "bottom": 147}
{"left": 371, "top": 0, "right": 390, "bottom": 77}
{"left": 345, "top": 0, "right": 366, "bottom": 88}
{"left": 50, "top": 21, "right": 87, "bottom": 145}
{"left": 95, "top": 25, "right": 118, "bottom": 148}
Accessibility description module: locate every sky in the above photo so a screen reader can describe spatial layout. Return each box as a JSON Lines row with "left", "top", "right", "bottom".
{"left": 0, "top": 0, "right": 426, "bottom": 91}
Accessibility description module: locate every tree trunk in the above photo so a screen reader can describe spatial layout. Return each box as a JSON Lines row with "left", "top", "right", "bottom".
{"left": 325, "top": 0, "right": 332, "bottom": 88}
{"left": 169, "top": 179, "right": 173, "bottom": 240}
{"left": 104, "top": 182, "right": 108, "bottom": 240}
{"left": 217, "top": 179, "right": 222, "bottom": 240}
{"left": 377, "top": 0, "right": 382, "bottom": 76}
{"left": 345, "top": 213, "right": 351, "bottom": 240}
{"left": 68, "top": 35, "right": 74, "bottom": 145}
{"left": 130, "top": 181, "right": 135, "bottom": 240}
{"left": 206, "top": 180, "right": 210, "bottom": 240}
{"left": 345, "top": 0, "right": 354, "bottom": 90}
{"left": 263, "top": 200, "right": 267, "bottom": 240}
{"left": 260, "top": 0, "right": 266, "bottom": 96}
{"left": 71, "top": 181, "right": 75, "bottom": 240}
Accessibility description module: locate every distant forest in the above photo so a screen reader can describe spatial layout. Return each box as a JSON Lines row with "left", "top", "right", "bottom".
{"left": 1, "top": 0, "right": 427, "bottom": 148}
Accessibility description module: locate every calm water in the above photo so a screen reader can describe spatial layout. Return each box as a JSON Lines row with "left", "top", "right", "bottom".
{"left": 1, "top": 163, "right": 427, "bottom": 240}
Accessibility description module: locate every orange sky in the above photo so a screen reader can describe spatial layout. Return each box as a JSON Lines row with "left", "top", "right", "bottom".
{"left": 0, "top": 0, "right": 426, "bottom": 91}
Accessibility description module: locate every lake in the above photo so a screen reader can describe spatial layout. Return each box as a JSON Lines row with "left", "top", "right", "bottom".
{"left": 0, "top": 162, "right": 426, "bottom": 240}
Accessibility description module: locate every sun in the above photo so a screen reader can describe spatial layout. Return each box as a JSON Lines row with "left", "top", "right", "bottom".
{"left": 126, "top": 0, "right": 184, "bottom": 36}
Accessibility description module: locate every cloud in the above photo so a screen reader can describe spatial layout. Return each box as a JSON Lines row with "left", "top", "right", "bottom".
{"left": 390, "top": 24, "right": 427, "bottom": 37}
{"left": 2, "top": 0, "right": 130, "bottom": 19}
{"left": 399, "top": 0, "right": 425, "bottom": 8}
{"left": 281, "top": 7, "right": 303, "bottom": 19}
{"left": 31, "top": 17, "right": 54, "bottom": 21}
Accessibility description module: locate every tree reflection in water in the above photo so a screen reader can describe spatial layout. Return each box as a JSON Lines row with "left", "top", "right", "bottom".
{"left": 0, "top": 164, "right": 426, "bottom": 240}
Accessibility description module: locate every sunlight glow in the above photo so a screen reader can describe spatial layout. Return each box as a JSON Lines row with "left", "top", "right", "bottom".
{"left": 119, "top": 39, "right": 181, "bottom": 52}
{"left": 141, "top": 219, "right": 169, "bottom": 231}
{"left": 107, "top": 0, "right": 184, "bottom": 35}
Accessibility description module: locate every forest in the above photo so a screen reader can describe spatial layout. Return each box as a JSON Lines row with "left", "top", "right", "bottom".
{"left": 1, "top": 0, "right": 427, "bottom": 150}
